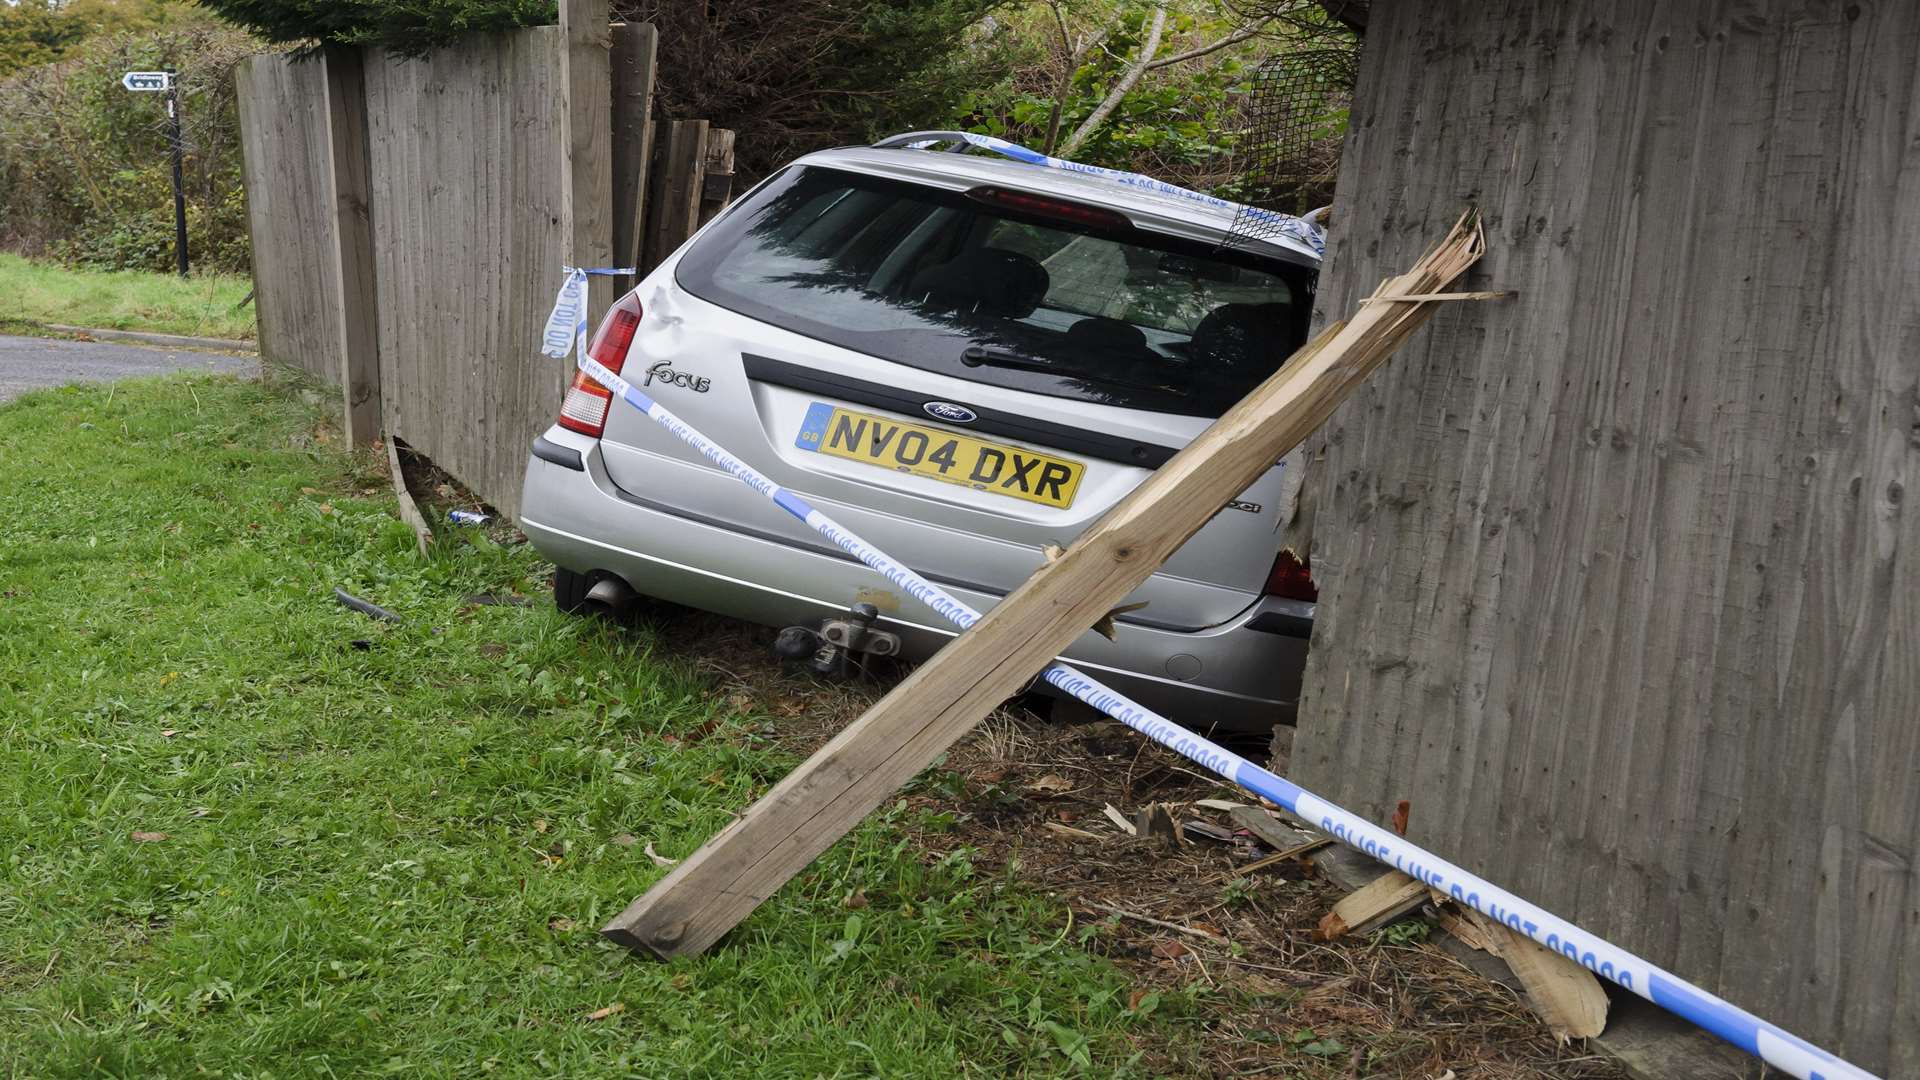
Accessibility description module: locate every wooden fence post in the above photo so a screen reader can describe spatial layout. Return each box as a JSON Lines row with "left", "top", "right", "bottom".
{"left": 609, "top": 22, "right": 658, "bottom": 289}
{"left": 320, "top": 44, "right": 380, "bottom": 446}
{"left": 559, "top": 0, "right": 614, "bottom": 325}
{"left": 642, "top": 119, "right": 707, "bottom": 271}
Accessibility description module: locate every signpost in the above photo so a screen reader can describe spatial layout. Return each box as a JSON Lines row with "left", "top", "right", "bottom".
{"left": 121, "top": 69, "right": 189, "bottom": 278}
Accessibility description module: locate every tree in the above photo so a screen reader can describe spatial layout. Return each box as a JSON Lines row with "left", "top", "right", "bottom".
{"left": 1057, "top": 2, "right": 1164, "bottom": 156}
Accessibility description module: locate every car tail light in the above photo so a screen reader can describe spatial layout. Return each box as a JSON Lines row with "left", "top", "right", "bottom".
{"left": 556, "top": 293, "right": 643, "bottom": 438}
{"left": 965, "top": 185, "right": 1132, "bottom": 232}
{"left": 1263, "top": 549, "right": 1318, "bottom": 602}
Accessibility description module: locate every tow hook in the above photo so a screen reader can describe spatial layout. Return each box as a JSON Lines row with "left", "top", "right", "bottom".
{"left": 772, "top": 602, "right": 900, "bottom": 678}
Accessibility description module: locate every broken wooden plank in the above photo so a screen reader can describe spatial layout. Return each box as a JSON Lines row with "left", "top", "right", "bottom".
{"left": 1042, "top": 821, "right": 1101, "bottom": 841}
{"left": 385, "top": 438, "right": 432, "bottom": 556}
{"left": 1229, "top": 805, "right": 1318, "bottom": 851}
{"left": 600, "top": 212, "right": 1484, "bottom": 958}
{"left": 1429, "top": 895, "right": 1498, "bottom": 953}
{"left": 1211, "top": 836, "right": 1332, "bottom": 883}
{"left": 1467, "top": 908, "right": 1609, "bottom": 1041}
{"left": 1317, "top": 869, "right": 1427, "bottom": 939}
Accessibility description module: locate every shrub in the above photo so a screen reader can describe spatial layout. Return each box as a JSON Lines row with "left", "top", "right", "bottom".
{"left": 191, "top": 0, "right": 555, "bottom": 54}
{"left": 0, "top": 20, "right": 264, "bottom": 274}
{"left": 0, "top": 0, "right": 205, "bottom": 78}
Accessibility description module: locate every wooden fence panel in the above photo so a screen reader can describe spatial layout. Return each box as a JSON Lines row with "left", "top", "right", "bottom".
{"left": 236, "top": 20, "right": 718, "bottom": 517}
{"left": 1292, "top": 1, "right": 1920, "bottom": 1072}
{"left": 235, "top": 54, "right": 341, "bottom": 384}
{"left": 362, "top": 27, "right": 571, "bottom": 520}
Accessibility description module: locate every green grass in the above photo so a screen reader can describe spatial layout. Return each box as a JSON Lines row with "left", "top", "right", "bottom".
{"left": 0, "top": 373, "right": 1196, "bottom": 1078}
{"left": 0, "top": 253, "right": 255, "bottom": 341}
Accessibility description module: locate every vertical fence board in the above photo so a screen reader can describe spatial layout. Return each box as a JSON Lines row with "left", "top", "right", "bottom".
{"left": 1294, "top": 1, "right": 1920, "bottom": 1072}
{"left": 643, "top": 119, "right": 707, "bottom": 271}
{"left": 320, "top": 45, "right": 381, "bottom": 446}
{"left": 696, "top": 127, "right": 735, "bottom": 226}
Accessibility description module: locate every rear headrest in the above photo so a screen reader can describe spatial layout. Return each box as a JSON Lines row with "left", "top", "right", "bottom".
{"left": 909, "top": 248, "right": 1051, "bottom": 318}
{"left": 1065, "top": 317, "right": 1150, "bottom": 356}
{"left": 1188, "top": 302, "right": 1296, "bottom": 373}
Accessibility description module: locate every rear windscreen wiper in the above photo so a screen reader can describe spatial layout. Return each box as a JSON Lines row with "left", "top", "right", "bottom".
{"left": 960, "top": 344, "right": 1054, "bottom": 371}
{"left": 960, "top": 345, "right": 1182, "bottom": 395}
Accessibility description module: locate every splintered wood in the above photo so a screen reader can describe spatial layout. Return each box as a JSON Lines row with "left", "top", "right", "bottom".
{"left": 1466, "top": 910, "right": 1609, "bottom": 1040}
{"left": 602, "top": 212, "right": 1488, "bottom": 959}
{"left": 1317, "top": 870, "right": 1428, "bottom": 939}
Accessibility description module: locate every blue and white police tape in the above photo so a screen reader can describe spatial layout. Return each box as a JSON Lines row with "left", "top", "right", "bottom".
{"left": 555, "top": 291, "right": 1875, "bottom": 1080}
{"left": 540, "top": 266, "right": 638, "bottom": 361}
{"left": 918, "top": 131, "right": 1326, "bottom": 258}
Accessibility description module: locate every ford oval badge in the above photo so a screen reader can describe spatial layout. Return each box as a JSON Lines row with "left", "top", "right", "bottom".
{"left": 923, "top": 401, "right": 978, "bottom": 424}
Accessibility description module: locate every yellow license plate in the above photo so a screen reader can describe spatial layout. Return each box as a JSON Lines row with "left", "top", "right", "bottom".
{"left": 794, "top": 403, "right": 1084, "bottom": 509}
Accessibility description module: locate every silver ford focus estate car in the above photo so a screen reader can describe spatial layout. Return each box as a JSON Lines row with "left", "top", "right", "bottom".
{"left": 520, "top": 132, "right": 1322, "bottom": 732}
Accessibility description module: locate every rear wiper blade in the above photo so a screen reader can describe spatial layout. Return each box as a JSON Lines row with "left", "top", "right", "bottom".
{"left": 959, "top": 345, "right": 1183, "bottom": 395}
{"left": 960, "top": 344, "right": 1051, "bottom": 371}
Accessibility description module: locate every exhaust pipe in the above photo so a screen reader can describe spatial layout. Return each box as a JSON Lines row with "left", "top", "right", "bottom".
{"left": 584, "top": 575, "right": 639, "bottom": 616}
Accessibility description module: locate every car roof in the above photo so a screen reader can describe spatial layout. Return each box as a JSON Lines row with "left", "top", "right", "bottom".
{"left": 790, "top": 145, "right": 1323, "bottom": 270}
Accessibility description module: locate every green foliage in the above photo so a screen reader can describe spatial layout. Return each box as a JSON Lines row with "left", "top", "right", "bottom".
{"left": 613, "top": 0, "right": 1012, "bottom": 181}
{"left": 951, "top": 4, "right": 1256, "bottom": 185}
{"left": 1288, "top": 1027, "right": 1348, "bottom": 1057}
{"left": 0, "top": 252, "right": 255, "bottom": 339}
{"left": 189, "top": 0, "right": 1008, "bottom": 181}
{"left": 0, "top": 20, "right": 259, "bottom": 274}
{"left": 950, "top": 1, "right": 1357, "bottom": 198}
{"left": 0, "top": 0, "right": 202, "bottom": 77}
{"left": 0, "top": 371, "right": 1207, "bottom": 1077}
{"left": 193, "top": 0, "right": 555, "bottom": 53}
{"left": 1374, "top": 917, "right": 1433, "bottom": 947}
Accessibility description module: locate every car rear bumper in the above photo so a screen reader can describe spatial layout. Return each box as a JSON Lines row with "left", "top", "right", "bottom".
{"left": 521, "top": 428, "right": 1310, "bottom": 733}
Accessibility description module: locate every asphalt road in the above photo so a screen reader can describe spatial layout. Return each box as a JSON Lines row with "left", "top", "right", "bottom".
{"left": 0, "top": 335, "right": 259, "bottom": 405}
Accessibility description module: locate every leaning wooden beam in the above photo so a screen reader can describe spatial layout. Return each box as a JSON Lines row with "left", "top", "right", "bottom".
{"left": 602, "top": 211, "right": 1486, "bottom": 958}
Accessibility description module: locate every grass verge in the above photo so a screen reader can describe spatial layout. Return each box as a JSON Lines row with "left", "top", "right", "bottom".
{"left": 0, "top": 372, "right": 1187, "bottom": 1077}
{"left": 0, "top": 253, "right": 254, "bottom": 342}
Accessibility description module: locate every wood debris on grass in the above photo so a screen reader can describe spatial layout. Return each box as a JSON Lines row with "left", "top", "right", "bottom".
{"left": 1318, "top": 870, "right": 1428, "bottom": 940}
{"left": 636, "top": 613, "right": 1625, "bottom": 1079}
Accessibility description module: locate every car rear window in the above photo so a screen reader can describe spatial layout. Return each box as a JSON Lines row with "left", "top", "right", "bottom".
{"left": 674, "top": 165, "right": 1316, "bottom": 418}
